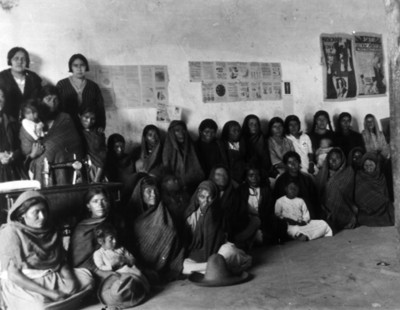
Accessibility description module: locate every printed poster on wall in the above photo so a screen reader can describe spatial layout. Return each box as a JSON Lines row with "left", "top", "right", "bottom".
{"left": 189, "top": 61, "right": 282, "bottom": 103}
{"left": 87, "top": 65, "right": 169, "bottom": 109}
{"left": 354, "top": 33, "right": 386, "bottom": 96}
{"left": 320, "top": 34, "right": 357, "bottom": 100}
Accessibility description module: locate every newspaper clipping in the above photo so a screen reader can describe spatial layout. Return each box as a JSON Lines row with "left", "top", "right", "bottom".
{"left": 87, "top": 65, "right": 169, "bottom": 109}
{"left": 354, "top": 33, "right": 386, "bottom": 96}
{"left": 321, "top": 34, "right": 357, "bottom": 100}
{"left": 189, "top": 61, "right": 282, "bottom": 103}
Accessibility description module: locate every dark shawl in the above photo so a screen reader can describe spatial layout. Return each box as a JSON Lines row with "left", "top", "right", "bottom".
{"left": 128, "top": 177, "right": 184, "bottom": 280}
{"left": 162, "top": 120, "right": 205, "bottom": 193}
{"left": 184, "top": 180, "right": 226, "bottom": 263}
{"left": 335, "top": 130, "right": 365, "bottom": 157}
{"left": 0, "top": 191, "right": 62, "bottom": 271}
{"left": 220, "top": 121, "right": 247, "bottom": 183}
{"left": 354, "top": 152, "right": 394, "bottom": 226}
{"left": 69, "top": 216, "right": 106, "bottom": 270}
{"left": 0, "top": 68, "right": 42, "bottom": 120}
{"left": 56, "top": 77, "right": 106, "bottom": 129}
{"left": 20, "top": 112, "right": 84, "bottom": 186}
{"left": 316, "top": 148, "right": 357, "bottom": 233}
{"left": 195, "top": 139, "right": 228, "bottom": 178}
{"left": 139, "top": 125, "right": 163, "bottom": 178}
{"left": 82, "top": 129, "right": 107, "bottom": 168}
{"left": 242, "top": 115, "right": 272, "bottom": 176}
{"left": 0, "top": 112, "right": 25, "bottom": 181}
{"left": 273, "top": 171, "right": 319, "bottom": 219}
{"left": 238, "top": 182, "right": 286, "bottom": 244}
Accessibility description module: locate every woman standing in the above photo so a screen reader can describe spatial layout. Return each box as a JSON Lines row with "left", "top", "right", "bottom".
{"left": 308, "top": 110, "right": 336, "bottom": 153}
{"left": 56, "top": 54, "right": 106, "bottom": 130}
{"left": 0, "top": 47, "right": 42, "bottom": 120}
{"left": 0, "top": 191, "right": 94, "bottom": 309}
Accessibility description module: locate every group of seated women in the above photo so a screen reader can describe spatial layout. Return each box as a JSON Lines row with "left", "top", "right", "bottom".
{"left": 0, "top": 46, "right": 394, "bottom": 308}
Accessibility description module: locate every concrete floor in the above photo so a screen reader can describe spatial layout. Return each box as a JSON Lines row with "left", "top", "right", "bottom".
{"left": 82, "top": 226, "right": 400, "bottom": 310}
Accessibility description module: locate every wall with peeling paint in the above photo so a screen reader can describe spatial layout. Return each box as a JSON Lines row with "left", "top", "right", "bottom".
{"left": 0, "top": 0, "right": 389, "bottom": 148}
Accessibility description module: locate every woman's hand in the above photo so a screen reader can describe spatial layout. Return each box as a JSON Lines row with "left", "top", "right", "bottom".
{"left": 0, "top": 151, "right": 13, "bottom": 164}
{"left": 29, "top": 142, "right": 45, "bottom": 159}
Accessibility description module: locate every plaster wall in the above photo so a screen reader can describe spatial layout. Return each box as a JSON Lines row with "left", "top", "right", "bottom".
{"left": 0, "top": 0, "right": 389, "bottom": 148}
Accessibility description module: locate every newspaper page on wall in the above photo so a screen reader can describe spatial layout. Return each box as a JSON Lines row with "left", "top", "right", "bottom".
{"left": 189, "top": 61, "right": 282, "bottom": 103}
{"left": 87, "top": 65, "right": 169, "bottom": 109}
{"left": 354, "top": 33, "right": 386, "bottom": 97}
{"left": 320, "top": 34, "right": 357, "bottom": 100}
{"left": 156, "top": 103, "right": 182, "bottom": 123}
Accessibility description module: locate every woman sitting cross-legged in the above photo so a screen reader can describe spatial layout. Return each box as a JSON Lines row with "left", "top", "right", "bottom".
{"left": 183, "top": 180, "right": 251, "bottom": 275}
{"left": 0, "top": 191, "right": 94, "bottom": 310}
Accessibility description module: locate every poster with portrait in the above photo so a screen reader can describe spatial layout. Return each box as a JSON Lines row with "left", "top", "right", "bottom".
{"left": 354, "top": 33, "right": 386, "bottom": 96}
{"left": 321, "top": 34, "right": 357, "bottom": 100}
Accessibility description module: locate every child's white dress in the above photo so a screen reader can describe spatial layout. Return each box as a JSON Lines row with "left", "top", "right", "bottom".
{"left": 275, "top": 196, "right": 332, "bottom": 240}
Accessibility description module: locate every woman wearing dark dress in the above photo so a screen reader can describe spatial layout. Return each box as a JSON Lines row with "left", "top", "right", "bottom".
{"left": 0, "top": 47, "right": 42, "bottom": 120}
{"left": 56, "top": 54, "right": 106, "bottom": 130}
{"left": 195, "top": 118, "right": 227, "bottom": 178}
{"left": 334, "top": 112, "right": 364, "bottom": 157}
{"left": 242, "top": 114, "right": 272, "bottom": 178}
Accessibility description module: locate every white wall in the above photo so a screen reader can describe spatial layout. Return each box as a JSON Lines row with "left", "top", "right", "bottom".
{"left": 0, "top": 0, "right": 389, "bottom": 149}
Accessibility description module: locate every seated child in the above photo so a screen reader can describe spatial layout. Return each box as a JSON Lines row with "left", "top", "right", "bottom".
{"left": 79, "top": 105, "right": 107, "bottom": 182}
{"left": 21, "top": 99, "right": 45, "bottom": 141}
{"left": 275, "top": 181, "right": 332, "bottom": 241}
{"left": 315, "top": 138, "right": 333, "bottom": 169}
{"left": 93, "top": 223, "right": 143, "bottom": 276}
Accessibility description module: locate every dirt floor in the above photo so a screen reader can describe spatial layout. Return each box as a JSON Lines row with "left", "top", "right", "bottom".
{"left": 82, "top": 226, "right": 400, "bottom": 310}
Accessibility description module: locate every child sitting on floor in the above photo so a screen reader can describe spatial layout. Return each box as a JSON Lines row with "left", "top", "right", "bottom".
{"left": 93, "top": 222, "right": 143, "bottom": 276}
{"left": 275, "top": 181, "right": 332, "bottom": 241}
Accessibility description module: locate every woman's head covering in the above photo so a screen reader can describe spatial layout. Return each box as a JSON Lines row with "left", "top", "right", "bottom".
{"left": 221, "top": 121, "right": 241, "bottom": 142}
{"left": 196, "top": 180, "right": 219, "bottom": 202}
{"left": 199, "top": 119, "right": 218, "bottom": 133}
{"left": 360, "top": 152, "right": 380, "bottom": 177}
{"left": 336, "top": 112, "right": 352, "bottom": 133}
{"left": 8, "top": 191, "right": 48, "bottom": 223}
{"left": 107, "top": 133, "right": 125, "bottom": 153}
{"left": 347, "top": 147, "right": 365, "bottom": 169}
{"left": 129, "top": 175, "right": 160, "bottom": 217}
{"left": 363, "top": 113, "right": 380, "bottom": 134}
{"left": 242, "top": 114, "right": 262, "bottom": 138}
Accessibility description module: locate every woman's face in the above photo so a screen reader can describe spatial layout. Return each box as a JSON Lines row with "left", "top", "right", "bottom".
{"left": 352, "top": 150, "right": 363, "bottom": 165}
{"left": 366, "top": 117, "right": 375, "bottom": 131}
{"left": 197, "top": 188, "right": 212, "bottom": 208}
{"left": 328, "top": 151, "right": 342, "bottom": 171}
{"left": 248, "top": 118, "right": 259, "bottom": 135}
{"left": 173, "top": 125, "right": 186, "bottom": 144}
{"left": 246, "top": 169, "right": 261, "bottom": 188}
{"left": 363, "top": 159, "right": 376, "bottom": 174}
{"left": 271, "top": 122, "right": 283, "bottom": 137}
{"left": 0, "top": 89, "right": 5, "bottom": 111}
{"left": 212, "top": 168, "right": 229, "bottom": 189}
{"left": 87, "top": 193, "right": 109, "bottom": 219}
{"left": 145, "top": 129, "right": 159, "bottom": 147}
{"left": 288, "top": 120, "right": 300, "bottom": 136}
{"left": 113, "top": 141, "right": 125, "bottom": 157}
{"left": 42, "top": 94, "right": 59, "bottom": 113}
{"left": 10, "top": 50, "right": 27, "bottom": 74}
{"left": 286, "top": 156, "right": 300, "bottom": 175}
{"left": 200, "top": 128, "right": 216, "bottom": 143}
{"left": 340, "top": 116, "right": 351, "bottom": 133}
{"left": 22, "top": 202, "right": 48, "bottom": 228}
{"left": 80, "top": 112, "right": 96, "bottom": 130}
{"left": 316, "top": 115, "right": 328, "bottom": 131}
{"left": 228, "top": 124, "right": 241, "bottom": 142}
{"left": 71, "top": 58, "right": 87, "bottom": 79}
{"left": 143, "top": 185, "right": 158, "bottom": 207}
